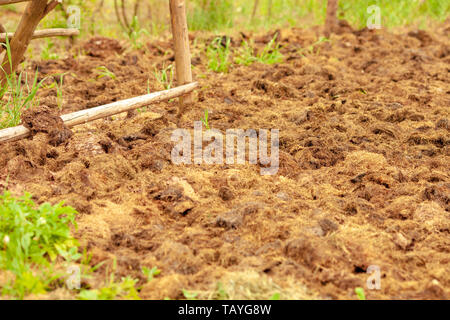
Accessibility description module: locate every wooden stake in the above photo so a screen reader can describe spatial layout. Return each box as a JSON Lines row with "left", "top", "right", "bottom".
{"left": 0, "top": 28, "right": 79, "bottom": 41}
{"left": 169, "top": 0, "right": 193, "bottom": 104}
{"left": 0, "top": 82, "right": 199, "bottom": 143}
{"left": 325, "top": 0, "right": 339, "bottom": 38}
{"left": 251, "top": 0, "right": 260, "bottom": 21}
{"left": 0, "top": 0, "right": 48, "bottom": 89}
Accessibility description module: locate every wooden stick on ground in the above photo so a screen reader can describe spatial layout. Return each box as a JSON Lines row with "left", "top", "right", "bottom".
{"left": 325, "top": 0, "right": 339, "bottom": 38}
{"left": 169, "top": 0, "right": 193, "bottom": 104}
{"left": 0, "top": 28, "right": 80, "bottom": 41}
{"left": 0, "top": 0, "right": 48, "bottom": 90}
{"left": 0, "top": 82, "right": 199, "bottom": 143}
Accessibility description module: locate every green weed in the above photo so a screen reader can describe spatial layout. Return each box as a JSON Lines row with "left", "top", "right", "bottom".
{"left": 201, "top": 109, "right": 210, "bottom": 130}
{"left": 127, "top": 16, "right": 150, "bottom": 50}
{"left": 235, "top": 34, "right": 284, "bottom": 65}
{"left": 40, "top": 39, "right": 59, "bottom": 60}
{"left": 154, "top": 64, "right": 174, "bottom": 90}
{"left": 94, "top": 66, "right": 117, "bottom": 80}
{"left": 0, "top": 191, "right": 78, "bottom": 299}
{"left": 355, "top": 287, "right": 366, "bottom": 300}
{"left": 207, "top": 37, "right": 232, "bottom": 73}
{"left": 142, "top": 266, "right": 161, "bottom": 282}
{"left": 78, "top": 259, "right": 140, "bottom": 300}
{"left": 0, "top": 37, "right": 44, "bottom": 129}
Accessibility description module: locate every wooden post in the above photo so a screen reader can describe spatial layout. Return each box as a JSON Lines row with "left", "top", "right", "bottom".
{"left": 169, "top": 0, "right": 193, "bottom": 104}
{"left": 325, "top": 0, "right": 338, "bottom": 38}
{"left": 251, "top": 0, "right": 260, "bottom": 21}
{"left": 0, "top": 0, "right": 48, "bottom": 89}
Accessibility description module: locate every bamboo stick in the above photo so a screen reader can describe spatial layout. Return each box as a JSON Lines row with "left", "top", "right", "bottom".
{"left": 169, "top": 0, "right": 193, "bottom": 104}
{"left": 0, "top": 28, "right": 80, "bottom": 41}
{"left": 0, "top": 82, "right": 199, "bottom": 143}
{"left": 0, "top": 0, "right": 32, "bottom": 5}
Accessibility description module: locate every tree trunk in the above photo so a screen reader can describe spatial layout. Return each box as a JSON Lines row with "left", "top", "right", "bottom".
{"left": 0, "top": 0, "right": 48, "bottom": 89}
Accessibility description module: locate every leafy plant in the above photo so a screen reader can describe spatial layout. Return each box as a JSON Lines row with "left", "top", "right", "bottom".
{"left": 0, "top": 191, "right": 78, "bottom": 299}
{"left": 207, "top": 37, "right": 232, "bottom": 73}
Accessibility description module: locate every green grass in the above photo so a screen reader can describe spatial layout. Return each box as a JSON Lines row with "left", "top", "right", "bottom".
{"left": 0, "top": 37, "right": 44, "bottom": 130}
{"left": 201, "top": 109, "right": 210, "bottom": 130}
{"left": 40, "top": 39, "right": 60, "bottom": 60}
{"left": 127, "top": 15, "right": 150, "bottom": 50}
{"left": 187, "top": 0, "right": 448, "bottom": 32}
{"left": 235, "top": 34, "right": 284, "bottom": 66}
{"left": 79, "top": 275, "right": 140, "bottom": 300}
{"left": 207, "top": 37, "right": 232, "bottom": 73}
{"left": 0, "top": 191, "right": 79, "bottom": 299}
{"left": 154, "top": 64, "right": 174, "bottom": 90}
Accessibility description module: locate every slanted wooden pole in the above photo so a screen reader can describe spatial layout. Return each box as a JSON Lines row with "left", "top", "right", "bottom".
{"left": 0, "top": 82, "right": 199, "bottom": 143}
{"left": 0, "top": 0, "right": 48, "bottom": 89}
{"left": 169, "top": 0, "right": 193, "bottom": 104}
{"left": 325, "top": 0, "right": 338, "bottom": 38}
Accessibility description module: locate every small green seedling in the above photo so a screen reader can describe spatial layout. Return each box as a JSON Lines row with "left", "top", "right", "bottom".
{"left": 258, "top": 34, "right": 284, "bottom": 64}
{"left": 41, "top": 39, "right": 59, "bottom": 60}
{"left": 94, "top": 66, "right": 117, "bottom": 80}
{"left": 154, "top": 64, "right": 174, "bottom": 90}
{"left": 207, "top": 37, "right": 232, "bottom": 73}
{"left": 182, "top": 289, "right": 198, "bottom": 300}
{"left": 127, "top": 16, "right": 150, "bottom": 50}
{"left": 298, "top": 37, "right": 330, "bottom": 56}
{"left": 142, "top": 266, "right": 161, "bottom": 282}
{"left": 355, "top": 287, "right": 366, "bottom": 300}
{"left": 201, "top": 109, "right": 210, "bottom": 130}
{"left": 270, "top": 292, "right": 281, "bottom": 300}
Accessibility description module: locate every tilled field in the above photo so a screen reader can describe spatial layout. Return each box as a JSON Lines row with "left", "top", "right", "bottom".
{"left": 0, "top": 21, "right": 449, "bottom": 299}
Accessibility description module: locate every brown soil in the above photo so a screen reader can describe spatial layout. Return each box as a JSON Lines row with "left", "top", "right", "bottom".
{"left": 0, "top": 22, "right": 449, "bottom": 300}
